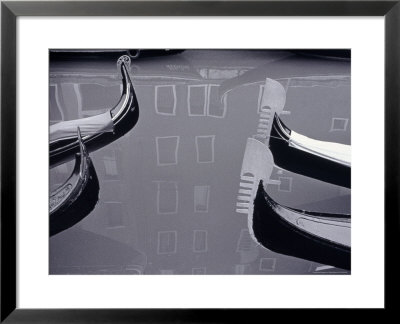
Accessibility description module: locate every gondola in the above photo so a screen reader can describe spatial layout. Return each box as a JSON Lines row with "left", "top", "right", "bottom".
{"left": 252, "top": 180, "right": 351, "bottom": 270}
{"left": 49, "top": 128, "right": 99, "bottom": 237}
{"left": 50, "top": 55, "right": 139, "bottom": 167}
{"left": 269, "top": 113, "right": 351, "bottom": 188}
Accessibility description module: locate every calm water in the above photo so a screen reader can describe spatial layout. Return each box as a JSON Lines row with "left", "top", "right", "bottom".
{"left": 49, "top": 50, "right": 351, "bottom": 275}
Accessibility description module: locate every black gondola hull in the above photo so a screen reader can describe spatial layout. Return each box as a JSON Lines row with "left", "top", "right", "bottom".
{"left": 50, "top": 160, "right": 99, "bottom": 237}
{"left": 269, "top": 114, "right": 351, "bottom": 188}
{"left": 50, "top": 103, "right": 139, "bottom": 167}
{"left": 252, "top": 181, "right": 351, "bottom": 270}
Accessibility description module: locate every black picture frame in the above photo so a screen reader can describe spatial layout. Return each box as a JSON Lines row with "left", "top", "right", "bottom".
{"left": 1, "top": 0, "right": 398, "bottom": 322}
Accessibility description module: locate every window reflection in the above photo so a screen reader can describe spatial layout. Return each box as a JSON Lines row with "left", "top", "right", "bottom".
{"left": 194, "top": 185, "right": 210, "bottom": 213}
{"left": 207, "top": 85, "right": 227, "bottom": 118}
{"left": 195, "top": 135, "right": 215, "bottom": 163}
{"left": 330, "top": 117, "right": 349, "bottom": 132}
{"left": 259, "top": 258, "right": 276, "bottom": 272}
{"left": 155, "top": 85, "right": 177, "bottom": 116}
{"left": 156, "top": 136, "right": 180, "bottom": 166}
{"left": 188, "top": 85, "right": 207, "bottom": 116}
{"left": 157, "top": 231, "right": 177, "bottom": 254}
{"left": 104, "top": 201, "right": 125, "bottom": 229}
{"left": 193, "top": 230, "right": 208, "bottom": 252}
{"left": 156, "top": 181, "right": 178, "bottom": 214}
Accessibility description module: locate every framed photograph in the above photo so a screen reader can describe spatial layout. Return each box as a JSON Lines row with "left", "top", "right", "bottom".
{"left": 1, "top": 0, "right": 398, "bottom": 321}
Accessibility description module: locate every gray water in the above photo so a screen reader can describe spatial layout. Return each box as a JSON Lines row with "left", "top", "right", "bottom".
{"left": 49, "top": 50, "right": 351, "bottom": 275}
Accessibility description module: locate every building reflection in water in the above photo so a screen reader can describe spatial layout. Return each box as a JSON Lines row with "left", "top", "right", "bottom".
{"left": 49, "top": 50, "right": 351, "bottom": 274}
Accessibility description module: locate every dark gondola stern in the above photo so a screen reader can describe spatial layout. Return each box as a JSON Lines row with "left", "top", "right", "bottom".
{"left": 49, "top": 158, "right": 99, "bottom": 237}
{"left": 251, "top": 180, "right": 351, "bottom": 271}
{"left": 251, "top": 180, "right": 281, "bottom": 251}
{"left": 49, "top": 130, "right": 100, "bottom": 237}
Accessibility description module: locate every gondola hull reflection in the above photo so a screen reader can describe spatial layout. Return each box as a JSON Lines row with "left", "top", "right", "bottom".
{"left": 252, "top": 181, "right": 351, "bottom": 270}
